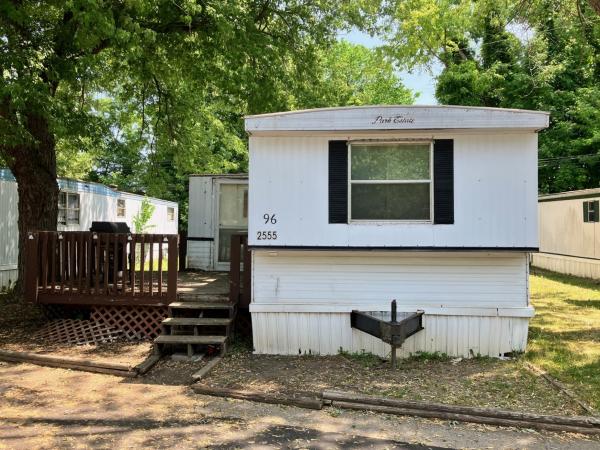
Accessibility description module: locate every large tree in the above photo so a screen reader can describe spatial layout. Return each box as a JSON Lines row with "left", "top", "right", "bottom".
{"left": 379, "top": 0, "right": 600, "bottom": 194}
{"left": 0, "top": 0, "right": 371, "bottom": 294}
{"left": 55, "top": 39, "right": 413, "bottom": 232}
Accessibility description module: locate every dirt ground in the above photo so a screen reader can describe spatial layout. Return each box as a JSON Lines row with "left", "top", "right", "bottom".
{"left": 1, "top": 361, "right": 599, "bottom": 449}
{"left": 0, "top": 299, "right": 153, "bottom": 367}
{"left": 199, "top": 348, "right": 586, "bottom": 416}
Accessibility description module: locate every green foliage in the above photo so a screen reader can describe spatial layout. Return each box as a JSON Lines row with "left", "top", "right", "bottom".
{"left": 338, "top": 348, "right": 384, "bottom": 367}
{"left": 381, "top": 0, "right": 600, "bottom": 193}
{"left": 406, "top": 351, "right": 451, "bottom": 362}
{"left": 299, "top": 40, "right": 415, "bottom": 107}
{"left": 132, "top": 197, "right": 155, "bottom": 234}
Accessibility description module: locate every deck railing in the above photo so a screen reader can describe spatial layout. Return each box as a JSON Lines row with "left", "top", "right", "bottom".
{"left": 229, "top": 234, "right": 251, "bottom": 308}
{"left": 25, "top": 231, "right": 178, "bottom": 306}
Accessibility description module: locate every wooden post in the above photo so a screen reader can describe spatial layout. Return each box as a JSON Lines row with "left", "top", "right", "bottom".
{"left": 229, "top": 234, "right": 241, "bottom": 304}
{"left": 241, "top": 235, "right": 251, "bottom": 308}
{"left": 24, "top": 232, "right": 39, "bottom": 303}
{"left": 167, "top": 235, "right": 178, "bottom": 301}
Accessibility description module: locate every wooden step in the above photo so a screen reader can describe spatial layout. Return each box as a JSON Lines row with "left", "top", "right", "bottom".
{"left": 168, "top": 301, "right": 233, "bottom": 310}
{"left": 162, "top": 317, "right": 231, "bottom": 326}
{"left": 154, "top": 335, "right": 227, "bottom": 345}
{"left": 177, "top": 294, "right": 230, "bottom": 302}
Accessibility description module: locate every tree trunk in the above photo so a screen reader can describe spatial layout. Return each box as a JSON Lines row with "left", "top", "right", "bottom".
{"left": 7, "top": 112, "right": 59, "bottom": 297}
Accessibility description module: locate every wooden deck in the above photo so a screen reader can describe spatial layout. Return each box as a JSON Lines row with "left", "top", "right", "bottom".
{"left": 25, "top": 231, "right": 249, "bottom": 308}
{"left": 176, "top": 271, "right": 230, "bottom": 299}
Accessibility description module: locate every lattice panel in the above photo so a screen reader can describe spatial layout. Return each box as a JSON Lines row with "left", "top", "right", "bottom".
{"left": 34, "top": 319, "right": 123, "bottom": 345}
{"left": 91, "top": 306, "right": 168, "bottom": 340}
{"left": 41, "top": 304, "right": 91, "bottom": 321}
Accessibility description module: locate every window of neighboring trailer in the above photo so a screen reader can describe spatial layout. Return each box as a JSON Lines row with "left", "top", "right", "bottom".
{"left": 117, "top": 199, "right": 126, "bottom": 217}
{"left": 584, "top": 200, "right": 599, "bottom": 222}
{"left": 349, "top": 142, "right": 433, "bottom": 222}
{"left": 58, "top": 191, "right": 80, "bottom": 225}
{"left": 167, "top": 206, "right": 175, "bottom": 221}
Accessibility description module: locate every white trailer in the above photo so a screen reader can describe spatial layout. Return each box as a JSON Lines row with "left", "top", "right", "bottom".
{"left": 186, "top": 174, "right": 248, "bottom": 271}
{"left": 0, "top": 169, "right": 178, "bottom": 289}
{"left": 245, "top": 105, "right": 549, "bottom": 358}
{"left": 532, "top": 188, "right": 600, "bottom": 279}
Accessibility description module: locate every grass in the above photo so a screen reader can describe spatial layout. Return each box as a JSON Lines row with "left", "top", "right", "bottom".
{"left": 338, "top": 349, "right": 384, "bottom": 368}
{"left": 528, "top": 268, "right": 600, "bottom": 411}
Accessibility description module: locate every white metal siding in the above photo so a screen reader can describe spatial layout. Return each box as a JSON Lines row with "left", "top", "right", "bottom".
{"left": 245, "top": 106, "right": 549, "bottom": 133}
{"left": 251, "top": 251, "right": 529, "bottom": 310}
{"left": 251, "top": 312, "right": 529, "bottom": 358}
{"left": 532, "top": 253, "right": 600, "bottom": 280}
{"left": 538, "top": 196, "right": 600, "bottom": 260}
{"left": 0, "top": 180, "right": 18, "bottom": 289}
{"left": 250, "top": 251, "right": 531, "bottom": 358}
{"left": 187, "top": 240, "right": 213, "bottom": 271}
{"left": 248, "top": 132, "right": 538, "bottom": 248}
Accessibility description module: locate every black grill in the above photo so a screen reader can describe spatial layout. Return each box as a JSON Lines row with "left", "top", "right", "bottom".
{"left": 89, "top": 221, "right": 131, "bottom": 233}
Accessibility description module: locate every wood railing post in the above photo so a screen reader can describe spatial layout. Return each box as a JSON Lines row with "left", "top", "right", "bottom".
{"left": 24, "top": 232, "right": 39, "bottom": 303}
{"left": 167, "top": 235, "right": 178, "bottom": 301}
{"left": 241, "top": 235, "right": 251, "bottom": 308}
{"left": 229, "top": 234, "right": 241, "bottom": 304}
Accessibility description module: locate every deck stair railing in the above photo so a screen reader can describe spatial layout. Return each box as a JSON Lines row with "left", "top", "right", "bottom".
{"left": 25, "top": 231, "right": 178, "bottom": 306}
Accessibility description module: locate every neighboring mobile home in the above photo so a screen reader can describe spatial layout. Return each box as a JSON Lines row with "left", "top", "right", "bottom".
{"left": 187, "top": 174, "right": 248, "bottom": 271}
{"left": 245, "top": 105, "right": 549, "bottom": 358}
{"left": 532, "top": 188, "right": 600, "bottom": 279}
{"left": 0, "top": 169, "right": 178, "bottom": 289}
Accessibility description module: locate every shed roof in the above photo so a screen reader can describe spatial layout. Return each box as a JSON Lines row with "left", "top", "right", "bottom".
{"left": 245, "top": 105, "right": 549, "bottom": 134}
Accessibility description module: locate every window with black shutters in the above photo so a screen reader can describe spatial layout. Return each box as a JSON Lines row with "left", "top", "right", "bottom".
{"left": 583, "top": 200, "right": 599, "bottom": 223}
{"left": 348, "top": 142, "right": 432, "bottom": 221}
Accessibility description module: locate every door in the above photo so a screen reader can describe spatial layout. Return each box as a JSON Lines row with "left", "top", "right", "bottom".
{"left": 216, "top": 182, "right": 248, "bottom": 270}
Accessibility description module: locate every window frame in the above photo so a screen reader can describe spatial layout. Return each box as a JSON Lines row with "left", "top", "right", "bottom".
{"left": 116, "top": 199, "right": 126, "bottom": 218}
{"left": 167, "top": 206, "right": 175, "bottom": 222}
{"left": 347, "top": 140, "right": 434, "bottom": 223}
{"left": 58, "top": 191, "right": 81, "bottom": 226}
{"left": 584, "top": 200, "right": 599, "bottom": 223}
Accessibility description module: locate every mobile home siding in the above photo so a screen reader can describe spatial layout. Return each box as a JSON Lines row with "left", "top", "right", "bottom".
{"left": 248, "top": 132, "right": 538, "bottom": 249}
{"left": 532, "top": 193, "right": 600, "bottom": 278}
{"left": 252, "top": 313, "right": 530, "bottom": 358}
{"left": 251, "top": 251, "right": 531, "bottom": 357}
{"left": 0, "top": 179, "right": 18, "bottom": 289}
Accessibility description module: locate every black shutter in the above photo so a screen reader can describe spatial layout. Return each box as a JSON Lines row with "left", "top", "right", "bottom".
{"left": 583, "top": 201, "right": 590, "bottom": 223}
{"left": 328, "top": 140, "right": 348, "bottom": 223}
{"left": 433, "top": 139, "right": 454, "bottom": 224}
{"left": 594, "top": 201, "right": 600, "bottom": 222}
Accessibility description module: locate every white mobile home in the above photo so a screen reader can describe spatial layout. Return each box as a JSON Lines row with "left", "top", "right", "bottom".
{"left": 0, "top": 169, "right": 178, "bottom": 289}
{"left": 245, "top": 105, "right": 549, "bottom": 358}
{"left": 187, "top": 174, "right": 248, "bottom": 271}
{"left": 532, "top": 189, "right": 600, "bottom": 279}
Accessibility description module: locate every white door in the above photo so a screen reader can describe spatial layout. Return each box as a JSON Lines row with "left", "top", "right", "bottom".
{"left": 215, "top": 182, "right": 248, "bottom": 270}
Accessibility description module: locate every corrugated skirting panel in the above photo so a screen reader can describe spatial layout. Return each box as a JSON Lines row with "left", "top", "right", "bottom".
{"left": 0, "top": 269, "right": 17, "bottom": 290}
{"left": 532, "top": 253, "right": 600, "bottom": 280}
{"left": 251, "top": 312, "right": 529, "bottom": 358}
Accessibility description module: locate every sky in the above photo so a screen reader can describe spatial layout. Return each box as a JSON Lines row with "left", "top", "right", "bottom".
{"left": 338, "top": 29, "right": 442, "bottom": 105}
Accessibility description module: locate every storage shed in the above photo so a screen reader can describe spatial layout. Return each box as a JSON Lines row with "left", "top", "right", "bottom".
{"left": 187, "top": 174, "right": 248, "bottom": 271}
{"left": 0, "top": 169, "right": 178, "bottom": 289}
{"left": 532, "top": 188, "right": 600, "bottom": 279}
{"left": 245, "top": 105, "right": 549, "bottom": 358}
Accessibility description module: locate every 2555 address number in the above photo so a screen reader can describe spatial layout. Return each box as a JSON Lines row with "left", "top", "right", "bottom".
{"left": 256, "top": 231, "right": 277, "bottom": 240}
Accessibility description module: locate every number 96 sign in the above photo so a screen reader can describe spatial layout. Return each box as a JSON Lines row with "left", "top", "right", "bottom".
{"left": 257, "top": 213, "right": 277, "bottom": 240}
